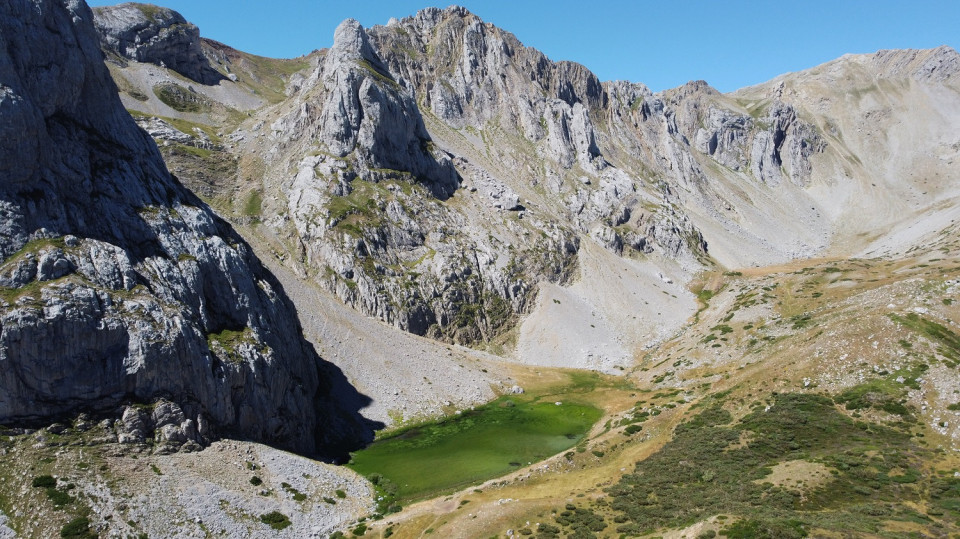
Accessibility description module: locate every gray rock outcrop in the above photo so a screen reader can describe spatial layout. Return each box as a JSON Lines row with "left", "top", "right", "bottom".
{"left": 277, "top": 18, "right": 459, "bottom": 198}
{"left": 135, "top": 115, "right": 218, "bottom": 150}
{"left": 92, "top": 2, "right": 222, "bottom": 84}
{"left": 0, "top": 0, "right": 373, "bottom": 456}
{"left": 688, "top": 100, "right": 825, "bottom": 187}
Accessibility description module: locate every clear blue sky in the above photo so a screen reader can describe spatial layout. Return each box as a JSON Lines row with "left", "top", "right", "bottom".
{"left": 87, "top": 0, "right": 960, "bottom": 93}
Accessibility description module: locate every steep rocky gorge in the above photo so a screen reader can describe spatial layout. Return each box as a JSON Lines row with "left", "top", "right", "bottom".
{"left": 0, "top": 0, "right": 374, "bottom": 456}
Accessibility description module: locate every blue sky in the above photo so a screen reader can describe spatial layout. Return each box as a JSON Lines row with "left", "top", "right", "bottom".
{"left": 87, "top": 0, "right": 960, "bottom": 92}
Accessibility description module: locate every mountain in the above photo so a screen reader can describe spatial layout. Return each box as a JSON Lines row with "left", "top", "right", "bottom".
{"left": 2, "top": 1, "right": 960, "bottom": 537}
{"left": 85, "top": 1, "right": 960, "bottom": 427}
{"left": 167, "top": 6, "right": 958, "bottom": 377}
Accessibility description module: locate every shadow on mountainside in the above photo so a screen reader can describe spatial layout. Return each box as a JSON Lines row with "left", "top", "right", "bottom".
{"left": 249, "top": 249, "right": 386, "bottom": 462}
{"left": 314, "top": 359, "right": 386, "bottom": 463}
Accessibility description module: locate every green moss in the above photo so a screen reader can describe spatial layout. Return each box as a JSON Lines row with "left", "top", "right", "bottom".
{"left": 0, "top": 275, "right": 73, "bottom": 305}
{"left": 173, "top": 144, "right": 213, "bottom": 160}
{"left": 243, "top": 190, "right": 263, "bottom": 219}
{"left": 834, "top": 379, "right": 911, "bottom": 416}
{"left": 135, "top": 4, "right": 164, "bottom": 19}
{"left": 328, "top": 180, "right": 389, "bottom": 232}
{"left": 357, "top": 59, "right": 398, "bottom": 88}
{"left": 4, "top": 237, "right": 67, "bottom": 263}
{"left": 206, "top": 327, "right": 261, "bottom": 363}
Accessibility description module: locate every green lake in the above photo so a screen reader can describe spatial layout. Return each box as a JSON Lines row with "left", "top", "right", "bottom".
{"left": 347, "top": 396, "right": 602, "bottom": 502}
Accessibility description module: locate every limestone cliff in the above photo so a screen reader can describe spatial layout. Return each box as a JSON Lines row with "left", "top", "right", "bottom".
{"left": 0, "top": 0, "right": 371, "bottom": 456}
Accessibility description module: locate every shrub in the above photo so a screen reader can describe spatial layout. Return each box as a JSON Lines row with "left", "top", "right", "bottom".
{"left": 259, "top": 511, "right": 291, "bottom": 530}
{"left": 32, "top": 475, "right": 56, "bottom": 488}
{"left": 249, "top": 476, "right": 262, "bottom": 486}
{"left": 46, "top": 487, "right": 73, "bottom": 507}
{"left": 60, "top": 516, "right": 94, "bottom": 538}
{"left": 352, "top": 522, "right": 368, "bottom": 536}
{"left": 721, "top": 518, "right": 807, "bottom": 539}
{"left": 335, "top": 488, "right": 347, "bottom": 498}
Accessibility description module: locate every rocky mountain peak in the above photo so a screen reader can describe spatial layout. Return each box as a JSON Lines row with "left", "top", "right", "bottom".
{"left": 872, "top": 45, "right": 960, "bottom": 83}
{"left": 666, "top": 79, "right": 719, "bottom": 103}
{"left": 404, "top": 5, "right": 475, "bottom": 33}
{"left": 274, "top": 17, "right": 459, "bottom": 198}
{"left": 93, "top": 2, "right": 222, "bottom": 84}
{"left": 328, "top": 18, "right": 382, "bottom": 66}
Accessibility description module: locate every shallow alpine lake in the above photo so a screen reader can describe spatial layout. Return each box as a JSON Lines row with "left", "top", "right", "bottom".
{"left": 347, "top": 395, "right": 603, "bottom": 502}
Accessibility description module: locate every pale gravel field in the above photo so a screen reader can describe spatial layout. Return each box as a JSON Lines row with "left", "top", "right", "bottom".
{"left": 515, "top": 239, "right": 695, "bottom": 372}
{"left": 112, "top": 60, "right": 266, "bottom": 129}
{"left": 96, "top": 440, "right": 373, "bottom": 538}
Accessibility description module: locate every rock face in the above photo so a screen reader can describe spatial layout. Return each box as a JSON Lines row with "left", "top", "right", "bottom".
{"left": 0, "top": 0, "right": 372, "bottom": 456}
{"left": 313, "top": 19, "right": 459, "bottom": 198}
{"left": 261, "top": 17, "right": 582, "bottom": 343}
{"left": 92, "top": 2, "right": 221, "bottom": 84}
